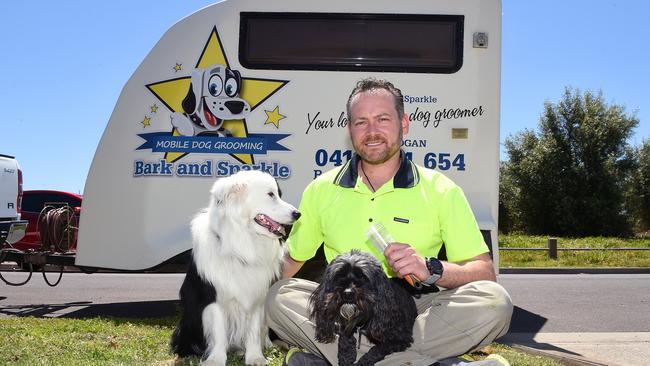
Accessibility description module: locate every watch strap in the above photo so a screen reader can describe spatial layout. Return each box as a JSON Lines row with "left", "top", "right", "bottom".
{"left": 422, "top": 273, "right": 440, "bottom": 286}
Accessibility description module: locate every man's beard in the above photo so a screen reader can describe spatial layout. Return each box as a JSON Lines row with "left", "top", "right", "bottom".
{"left": 353, "top": 132, "right": 402, "bottom": 165}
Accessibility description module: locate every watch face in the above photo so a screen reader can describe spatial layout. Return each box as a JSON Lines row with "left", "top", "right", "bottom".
{"left": 428, "top": 258, "right": 443, "bottom": 275}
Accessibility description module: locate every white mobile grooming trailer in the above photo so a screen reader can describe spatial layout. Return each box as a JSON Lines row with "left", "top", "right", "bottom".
{"left": 76, "top": 0, "right": 502, "bottom": 272}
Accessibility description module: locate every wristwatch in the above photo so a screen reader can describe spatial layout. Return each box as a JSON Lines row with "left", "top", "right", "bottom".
{"left": 422, "top": 257, "right": 444, "bottom": 286}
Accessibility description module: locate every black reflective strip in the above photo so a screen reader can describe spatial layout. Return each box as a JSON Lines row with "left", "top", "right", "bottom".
{"left": 411, "top": 161, "right": 420, "bottom": 186}
{"left": 334, "top": 160, "right": 352, "bottom": 187}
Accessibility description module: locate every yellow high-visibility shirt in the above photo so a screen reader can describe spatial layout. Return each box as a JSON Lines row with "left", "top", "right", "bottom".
{"left": 287, "top": 151, "right": 488, "bottom": 277}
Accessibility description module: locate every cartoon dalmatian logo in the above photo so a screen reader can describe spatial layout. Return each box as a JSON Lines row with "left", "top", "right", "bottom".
{"left": 171, "top": 64, "right": 251, "bottom": 136}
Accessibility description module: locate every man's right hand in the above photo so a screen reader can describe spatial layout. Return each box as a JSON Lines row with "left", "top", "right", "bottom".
{"left": 383, "top": 243, "right": 430, "bottom": 283}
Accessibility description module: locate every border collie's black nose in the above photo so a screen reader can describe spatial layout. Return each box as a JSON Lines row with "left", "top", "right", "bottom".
{"left": 292, "top": 211, "right": 301, "bottom": 220}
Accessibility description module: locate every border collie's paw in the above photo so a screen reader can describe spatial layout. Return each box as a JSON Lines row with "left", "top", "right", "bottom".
{"left": 245, "top": 355, "right": 268, "bottom": 366}
{"left": 199, "top": 359, "right": 224, "bottom": 366}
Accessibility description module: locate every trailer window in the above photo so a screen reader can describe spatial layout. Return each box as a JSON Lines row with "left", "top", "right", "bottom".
{"left": 239, "top": 12, "right": 463, "bottom": 73}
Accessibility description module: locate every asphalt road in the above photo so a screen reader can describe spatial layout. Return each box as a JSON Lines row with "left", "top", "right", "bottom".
{"left": 1, "top": 272, "right": 649, "bottom": 334}
{"left": 499, "top": 273, "right": 650, "bottom": 333}
{"left": 0, "top": 272, "right": 183, "bottom": 318}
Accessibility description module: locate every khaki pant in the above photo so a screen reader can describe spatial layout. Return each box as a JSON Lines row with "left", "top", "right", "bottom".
{"left": 266, "top": 279, "right": 513, "bottom": 366}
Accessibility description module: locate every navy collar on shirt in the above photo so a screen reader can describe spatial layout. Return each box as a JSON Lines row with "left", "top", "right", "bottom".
{"left": 334, "top": 150, "right": 418, "bottom": 189}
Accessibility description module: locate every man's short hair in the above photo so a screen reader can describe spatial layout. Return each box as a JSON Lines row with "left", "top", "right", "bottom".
{"left": 346, "top": 78, "right": 405, "bottom": 121}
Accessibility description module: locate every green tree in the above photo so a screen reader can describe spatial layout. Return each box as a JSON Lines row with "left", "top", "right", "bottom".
{"left": 627, "top": 139, "right": 650, "bottom": 232}
{"left": 498, "top": 161, "right": 516, "bottom": 233}
{"left": 501, "top": 88, "right": 638, "bottom": 236}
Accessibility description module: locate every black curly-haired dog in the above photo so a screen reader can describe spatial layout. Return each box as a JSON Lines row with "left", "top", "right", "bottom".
{"left": 309, "top": 250, "right": 418, "bottom": 366}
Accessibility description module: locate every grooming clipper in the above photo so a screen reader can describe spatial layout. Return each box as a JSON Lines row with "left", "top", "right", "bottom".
{"left": 367, "top": 223, "right": 422, "bottom": 289}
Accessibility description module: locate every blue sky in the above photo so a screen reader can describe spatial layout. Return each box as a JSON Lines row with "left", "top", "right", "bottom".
{"left": 2, "top": 0, "right": 648, "bottom": 194}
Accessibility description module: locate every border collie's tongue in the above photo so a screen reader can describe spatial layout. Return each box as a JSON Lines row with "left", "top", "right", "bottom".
{"left": 254, "top": 214, "right": 285, "bottom": 236}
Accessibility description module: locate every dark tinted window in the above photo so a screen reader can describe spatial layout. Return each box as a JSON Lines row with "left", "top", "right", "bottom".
{"left": 22, "top": 192, "right": 81, "bottom": 213}
{"left": 21, "top": 192, "right": 46, "bottom": 212}
{"left": 240, "top": 12, "right": 463, "bottom": 73}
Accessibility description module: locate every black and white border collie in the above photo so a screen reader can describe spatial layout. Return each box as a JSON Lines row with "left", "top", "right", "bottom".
{"left": 171, "top": 170, "right": 300, "bottom": 366}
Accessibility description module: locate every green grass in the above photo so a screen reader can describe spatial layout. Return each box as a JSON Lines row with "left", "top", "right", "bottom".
{"left": 0, "top": 316, "right": 560, "bottom": 366}
{"left": 499, "top": 234, "right": 650, "bottom": 268}
{"left": 0, "top": 316, "right": 284, "bottom": 366}
{"left": 0, "top": 316, "right": 177, "bottom": 366}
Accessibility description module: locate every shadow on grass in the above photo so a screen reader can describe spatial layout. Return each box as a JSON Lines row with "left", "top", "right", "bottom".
{"left": 0, "top": 299, "right": 180, "bottom": 325}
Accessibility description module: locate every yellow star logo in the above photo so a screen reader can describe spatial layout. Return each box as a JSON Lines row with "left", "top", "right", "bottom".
{"left": 173, "top": 63, "right": 182, "bottom": 72}
{"left": 150, "top": 104, "right": 158, "bottom": 114}
{"left": 141, "top": 116, "right": 151, "bottom": 128}
{"left": 146, "top": 27, "right": 288, "bottom": 164}
{"left": 265, "top": 106, "right": 286, "bottom": 128}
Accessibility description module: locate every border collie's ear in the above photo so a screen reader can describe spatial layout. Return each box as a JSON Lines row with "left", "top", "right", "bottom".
{"left": 210, "top": 178, "right": 247, "bottom": 206}
{"left": 182, "top": 68, "right": 205, "bottom": 114}
{"left": 228, "top": 182, "right": 247, "bottom": 197}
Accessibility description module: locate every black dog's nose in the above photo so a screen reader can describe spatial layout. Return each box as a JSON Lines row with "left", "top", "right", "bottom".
{"left": 224, "top": 100, "right": 245, "bottom": 114}
{"left": 292, "top": 211, "right": 301, "bottom": 220}
{"left": 343, "top": 288, "right": 354, "bottom": 301}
